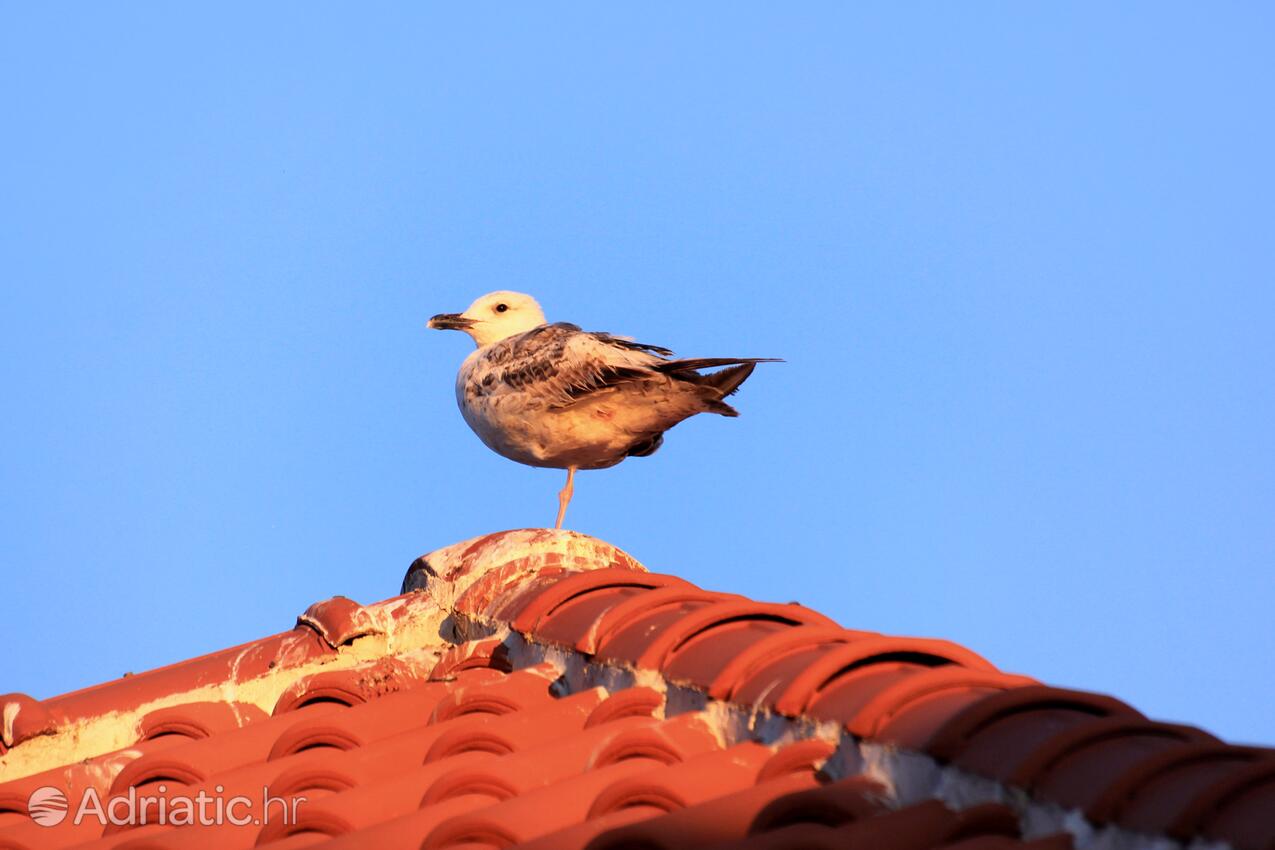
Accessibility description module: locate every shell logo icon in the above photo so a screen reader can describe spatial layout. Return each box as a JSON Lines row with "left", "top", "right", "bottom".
{"left": 27, "top": 786, "right": 69, "bottom": 827}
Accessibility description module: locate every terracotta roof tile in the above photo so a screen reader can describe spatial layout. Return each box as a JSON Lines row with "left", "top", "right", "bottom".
{"left": 0, "top": 528, "right": 1269, "bottom": 850}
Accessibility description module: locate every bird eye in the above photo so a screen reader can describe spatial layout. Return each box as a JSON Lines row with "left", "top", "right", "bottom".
{"left": 495, "top": 303, "right": 509, "bottom": 313}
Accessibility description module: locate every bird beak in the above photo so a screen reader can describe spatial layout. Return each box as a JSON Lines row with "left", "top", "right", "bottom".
{"left": 428, "top": 313, "right": 475, "bottom": 331}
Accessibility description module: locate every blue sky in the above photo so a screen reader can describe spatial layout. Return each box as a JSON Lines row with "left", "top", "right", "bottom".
{"left": 2, "top": 5, "right": 1272, "bottom": 743}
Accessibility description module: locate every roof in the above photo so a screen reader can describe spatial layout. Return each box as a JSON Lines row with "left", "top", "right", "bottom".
{"left": 1, "top": 528, "right": 1271, "bottom": 850}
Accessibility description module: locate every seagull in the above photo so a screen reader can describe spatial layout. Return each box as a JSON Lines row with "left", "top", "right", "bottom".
{"left": 427, "top": 292, "right": 776, "bottom": 528}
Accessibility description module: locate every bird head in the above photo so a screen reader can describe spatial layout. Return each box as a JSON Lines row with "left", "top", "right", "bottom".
{"left": 428, "top": 291, "right": 547, "bottom": 347}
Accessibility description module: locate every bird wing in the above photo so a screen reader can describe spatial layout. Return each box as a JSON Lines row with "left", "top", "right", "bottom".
{"left": 482, "top": 322, "right": 674, "bottom": 408}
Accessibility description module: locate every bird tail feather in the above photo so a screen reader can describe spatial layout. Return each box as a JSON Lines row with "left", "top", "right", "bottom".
{"left": 657, "top": 357, "right": 780, "bottom": 417}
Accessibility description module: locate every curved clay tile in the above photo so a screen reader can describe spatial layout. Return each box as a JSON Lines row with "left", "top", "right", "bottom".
{"left": 106, "top": 754, "right": 206, "bottom": 797}
{"left": 821, "top": 799, "right": 962, "bottom": 850}
{"left": 586, "top": 743, "right": 774, "bottom": 817}
{"left": 266, "top": 721, "right": 364, "bottom": 761}
{"left": 107, "top": 702, "right": 339, "bottom": 798}
{"left": 529, "top": 584, "right": 658, "bottom": 650}
{"left": 421, "top": 720, "right": 520, "bottom": 763}
{"left": 582, "top": 772, "right": 827, "bottom": 850}
{"left": 590, "top": 713, "right": 722, "bottom": 768}
{"left": 423, "top": 688, "right": 605, "bottom": 765}
{"left": 594, "top": 593, "right": 813, "bottom": 664}
{"left": 254, "top": 751, "right": 495, "bottom": 847}
{"left": 266, "top": 762, "right": 358, "bottom": 798}
{"left": 0, "top": 791, "right": 28, "bottom": 825}
{"left": 705, "top": 625, "right": 871, "bottom": 701}
{"left": 796, "top": 659, "right": 943, "bottom": 727}
{"left": 199, "top": 748, "right": 358, "bottom": 807}
{"left": 683, "top": 806, "right": 1031, "bottom": 850}
{"left": 1090, "top": 744, "right": 1270, "bottom": 835}
{"left": 584, "top": 687, "right": 665, "bottom": 728}
{"left": 428, "top": 529, "right": 647, "bottom": 620}
{"left": 747, "top": 775, "right": 889, "bottom": 835}
{"left": 650, "top": 601, "right": 842, "bottom": 683}
{"left": 428, "top": 667, "right": 557, "bottom": 722}
{"left": 137, "top": 701, "right": 266, "bottom": 743}
{"left": 99, "top": 784, "right": 199, "bottom": 837}
{"left": 1197, "top": 765, "right": 1275, "bottom": 850}
{"left": 576, "top": 586, "right": 731, "bottom": 655}
{"left": 1016, "top": 717, "right": 1218, "bottom": 807}
{"left": 270, "top": 658, "right": 434, "bottom": 715}
{"left": 236, "top": 744, "right": 360, "bottom": 788}
{"left": 506, "top": 567, "right": 691, "bottom": 634}
{"left": 421, "top": 770, "right": 520, "bottom": 807}
{"left": 419, "top": 758, "right": 657, "bottom": 850}
{"left": 769, "top": 635, "right": 998, "bottom": 720}
{"left": 0, "top": 694, "right": 55, "bottom": 751}
{"left": 271, "top": 673, "right": 367, "bottom": 714}
{"left": 300, "top": 795, "right": 492, "bottom": 849}
{"left": 829, "top": 666, "right": 1038, "bottom": 739}
{"left": 708, "top": 823, "right": 850, "bottom": 850}
{"left": 945, "top": 802, "right": 1024, "bottom": 842}
{"left": 269, "top": 680, "right": 450, "bottom": 760}
{"left": 921, "top": 685, "right": 1145, "bottom": 780}
{"left": 1159, "top": 756, "right": 1275, "bottom": 850}
{"left": 464, "top": 529, "right": 642, "bottom": 576}
{"left": 424, "top": 717, "right": 674, "bottom": 813}
{"left": 498, "top": 806, "right": 655, "bottom": 850}
{"left": 429, "top": 640, "right": 512, "bottom": 679}
{"left": 422, "top": 719, "right": 743, "bottom": 848}
{"left": 756, "top": 739, "right": 838, "bottom": 782}
{"left": 254, "top": 806, "right": 361, "bottom": 846}
{"left": 295, "top": 595, "right": 382, "bottom": 649}
{"left": 457, "top": 569, "right": 578, "bottom": 626}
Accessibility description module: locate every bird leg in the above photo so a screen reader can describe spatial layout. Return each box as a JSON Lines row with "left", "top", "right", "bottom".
{"left": 555, "top": 466, "right": 577, "bottom": 529}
